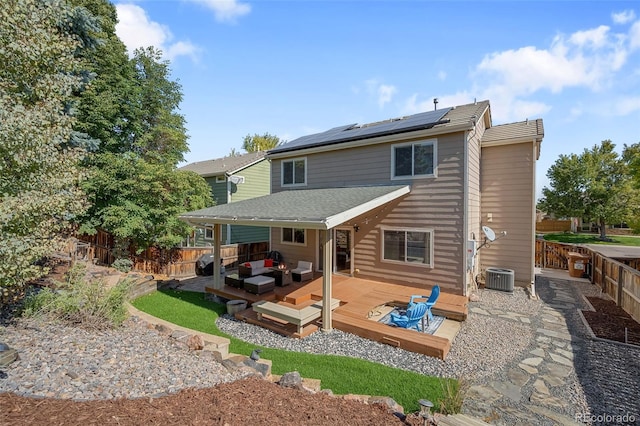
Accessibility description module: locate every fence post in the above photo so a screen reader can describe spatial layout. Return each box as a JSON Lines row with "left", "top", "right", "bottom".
{"left": 543, "top": 241, "right": 547, "bottom": 268}
{"left": 617, "top": 265, "right": 624, "bottom": 306}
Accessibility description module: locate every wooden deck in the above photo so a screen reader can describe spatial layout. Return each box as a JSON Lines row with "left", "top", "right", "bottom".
{"left": 207, "top": 274, "right": 468, "bottom": 359}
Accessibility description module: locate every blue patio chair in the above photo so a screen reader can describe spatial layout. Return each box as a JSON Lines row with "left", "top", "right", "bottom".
{"left": 408, "top": 285, "right": 440, "bottom": 327}
{"left": 389, "top": 301, "right": 429, "bottom": 331}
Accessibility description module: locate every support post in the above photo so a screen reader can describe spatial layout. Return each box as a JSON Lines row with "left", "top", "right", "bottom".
{"left": 322, "top": 228, "right": 333, "bottom": 331}
{"left": 213, "top": 224, "right": 222, "bottom": 289}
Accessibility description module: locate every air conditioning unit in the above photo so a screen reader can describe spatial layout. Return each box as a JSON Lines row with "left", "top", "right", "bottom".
{"left": 485, "top": 267, "right": 515, "bottom": 292}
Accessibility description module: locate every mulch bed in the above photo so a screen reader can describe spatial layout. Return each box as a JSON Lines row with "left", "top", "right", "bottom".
{"left": 582, "top": 296, "right": 640, "bottom": 346}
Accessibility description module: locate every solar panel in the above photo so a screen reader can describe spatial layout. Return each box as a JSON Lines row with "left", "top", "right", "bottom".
{"left": 271, "top": 108, "right": 452, "bottom": 154}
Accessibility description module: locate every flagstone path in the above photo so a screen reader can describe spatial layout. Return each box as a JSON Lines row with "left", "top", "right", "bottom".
{"left": 461, "top": 275, "right": 640, "bottom": 426}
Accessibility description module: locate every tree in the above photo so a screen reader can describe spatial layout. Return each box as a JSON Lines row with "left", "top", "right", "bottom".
{"left": 539, "top": 140, "right": 634, "bottom": 240}
{"left": 242, "top": 132, "right": 283, "bottom": 152}
{"left": 0, "top": 0, "right": 95, "bottom": 303}
{"left": 69, "top": 1, "right": 212, "bottom": 250}
{"left": 83, "top": 153, "right": 213, "bottom": 250}
{"left": 622, "top": 142, "right": 640, "bottom": 232}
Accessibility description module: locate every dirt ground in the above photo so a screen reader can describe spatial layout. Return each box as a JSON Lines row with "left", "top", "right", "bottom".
{"left": 582, "top": 296, "right": 640, "bottom": 346}
{"left": 0, "top": 377, "right": 424, "bottom": 426}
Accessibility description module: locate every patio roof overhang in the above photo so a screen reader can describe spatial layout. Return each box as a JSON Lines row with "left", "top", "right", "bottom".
{"left": 179, "top": 185, "right": 411, "bottom": 230}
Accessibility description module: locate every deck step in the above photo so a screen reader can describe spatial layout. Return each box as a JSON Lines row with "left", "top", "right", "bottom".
{"left": 437, "top": 413, "right": 492, "bottom": 426}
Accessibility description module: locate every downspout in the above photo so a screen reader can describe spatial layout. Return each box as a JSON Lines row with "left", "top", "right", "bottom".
{"left": 226, "top": 175, "right": 231, "bottom": 245}
{"left": 530, "top": 140, "right": 539, "bottom": 298}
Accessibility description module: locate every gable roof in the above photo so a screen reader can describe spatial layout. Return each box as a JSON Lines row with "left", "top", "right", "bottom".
{"left": 268, "top": 100, "right": 491, "bottom": 157}
{"left": 482, "top": 119, "right": 544, "bottom": 144}
{"left": 482, "top": 119, "right": 544, "bottom": 160}
{"left": 179, "top": 151, "right": 267, "bottom": 177}
{"left": 180, "top": 185, "right": 410, "bottom": 230}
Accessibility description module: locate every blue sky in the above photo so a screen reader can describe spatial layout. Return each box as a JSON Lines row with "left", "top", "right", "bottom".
{"left": 113, "top": 1, "right": 640, "bottom": 199}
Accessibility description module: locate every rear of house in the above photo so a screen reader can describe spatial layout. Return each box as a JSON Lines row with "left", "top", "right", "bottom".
{"left": 267, "top": 101, "right": 543, "bottom": 295}
{"left": 180, "top": 100, "right": 543, "bottom": 296}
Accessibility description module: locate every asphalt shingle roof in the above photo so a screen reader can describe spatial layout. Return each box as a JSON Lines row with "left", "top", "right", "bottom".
{"left": 179, "top": 151, "right": 266, "bottom": 177}
{"left": 180, "top": 185, "right": 410, "bottom": 230}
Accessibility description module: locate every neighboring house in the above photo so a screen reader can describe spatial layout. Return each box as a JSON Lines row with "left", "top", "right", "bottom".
{"left": 179, "top": 151, "right": 270, "bottom": 245}
{"left": 181, "top": 100, "right": 543, "bottom": 301}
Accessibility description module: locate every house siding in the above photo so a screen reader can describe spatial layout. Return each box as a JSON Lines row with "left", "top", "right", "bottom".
{"left": 271, "top": 131, "right": 468, "bottom": 294}
{"left": 466, "top": 117, "right": 485, "bottom": 290}
{"left": 229, "top": 160, "right": 270, "bottom": 243}
{"left": 480, "top": 142, "right": 536, "bottom": 286}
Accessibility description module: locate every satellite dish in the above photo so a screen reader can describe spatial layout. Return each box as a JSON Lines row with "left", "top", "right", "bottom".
{"left": 482, "top": 226, "right": 496, "bottom": 242}
{"left": 229, "top": 175, "right": 245, "bottom": 184}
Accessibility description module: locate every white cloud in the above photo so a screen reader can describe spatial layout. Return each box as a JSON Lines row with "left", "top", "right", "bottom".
{"left": 612, "top": 10, "right": 636, "bottom": 24}
{"left": 188, "top": 0, "right": 251, "bottom": 23}
{"left": 630, "top": 21, "right": 640, "bottom": 50}
{"left": 465, "top": 22, "right": 639, "bottom": 121}
{"left": 115, "top": 4, "right": 200, "bottom": 61}
{"left": 613, "top": 96, "right": 640, "bottom": 115}
{"left": 365, "top": 79, "right": 397, "bottom": 108}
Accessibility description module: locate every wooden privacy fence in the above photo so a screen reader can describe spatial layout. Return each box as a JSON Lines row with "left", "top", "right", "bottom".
{"left": 591, "top": 253, "right": 640, "bottom": 324}
{"left": 535, "top": 239, "right": 640, "bottom": 323}
{"left": 78, "top": 229, "right": 269, "bottom": 277}
{"left": 536, "top": 220, "right": 571, "bottom": 233}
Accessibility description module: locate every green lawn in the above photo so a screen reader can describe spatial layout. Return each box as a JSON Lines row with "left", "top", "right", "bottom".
{"left": 542, "top": 233, "right": 640, "bottom": 246}
{"left": 132, "top": 290, "right": 455, "bottom": 413}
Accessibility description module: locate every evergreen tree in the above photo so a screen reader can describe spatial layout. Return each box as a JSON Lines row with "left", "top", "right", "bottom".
{"left": 0, "top": 0, "right": 95, "bottom": 303}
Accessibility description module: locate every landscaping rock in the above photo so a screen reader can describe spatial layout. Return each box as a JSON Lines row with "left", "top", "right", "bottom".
{"left": 278, "top": 371, "right": 304, "bottom": 390}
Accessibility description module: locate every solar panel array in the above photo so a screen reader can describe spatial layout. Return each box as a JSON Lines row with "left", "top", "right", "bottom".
{"left": 271, "top": 107, "right": 452, "bottom": 154}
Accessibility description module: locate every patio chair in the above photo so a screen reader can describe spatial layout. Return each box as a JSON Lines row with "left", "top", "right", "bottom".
{"left": 389, "top": 301, "right": 429, "bottom": 331}
{"left": 409, "top": 285, "right": 440, "bottom": 327}
{"left": 291, "top": 261, "right": 313, "bottom": 282}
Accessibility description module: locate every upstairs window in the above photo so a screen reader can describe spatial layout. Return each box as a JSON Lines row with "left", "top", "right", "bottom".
{"left": 392, "top": 140, "right": 436, "bottom": 179}
{"left": 282, "top": 158, "right": 306, "bottom": 186}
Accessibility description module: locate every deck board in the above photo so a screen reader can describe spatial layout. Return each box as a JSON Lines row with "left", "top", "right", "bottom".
{"left": 208, "top": 273, "right": 468, "bottom": 359}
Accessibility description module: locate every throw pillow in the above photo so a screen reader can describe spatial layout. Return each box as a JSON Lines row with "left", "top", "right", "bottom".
{"left": 264, "top": 259, "right": 273, "bottom": 267}
{"left": 244, "top": 262, "right": 251, "bottom": 267}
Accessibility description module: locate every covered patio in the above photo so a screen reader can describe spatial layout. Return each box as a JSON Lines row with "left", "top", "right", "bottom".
{"left": 180, "top": 185, "right": 468, "bottom": 359}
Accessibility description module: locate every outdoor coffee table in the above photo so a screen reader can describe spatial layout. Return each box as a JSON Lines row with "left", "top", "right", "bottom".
{"left": 224, "top": 273, "right": 244, "bottom": 289}
{"left": 269, "top": 267, "right": 292, "bottom": 287}
{"left": 243, "top": 275, "right": 275, "bottom": 295}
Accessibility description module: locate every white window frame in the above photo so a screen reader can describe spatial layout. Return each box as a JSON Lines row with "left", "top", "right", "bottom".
{"left": 380, "top": 226, "right": 434, "bottom": 268}
{"left": 204, "top": 227, "right": 214, "bottom": 241}
{"left": 215, "top": 175, "right": 226, "bottom": 183}
{"left": 281, "top": 157, "right": 307, "bottom": 187}
{"left": 281, "top": 227, "right": 307, "bottom": 246}
{"left": 391, "top": 139, "right": 437, "bottom": 180}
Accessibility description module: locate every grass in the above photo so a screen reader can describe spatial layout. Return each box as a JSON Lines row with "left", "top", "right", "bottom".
{"left": 542, "top": 233, "right": 640, "bottom": 246}
{"left": 132, "top": 289, "right": 455, "bottom": 413}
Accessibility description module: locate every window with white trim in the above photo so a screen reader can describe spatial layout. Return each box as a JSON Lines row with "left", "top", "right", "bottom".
{"left": 382, "top": 227, "right": 433, "bottom": 267}
{"left": 392, "top": 140, "right": 436, "bottom": 179}
{"left": 282, "top": 158, "right": 306, "bottom": 186}
{"left": 215, "top": 175, "right": 226, "bottom": 183}
{"left": 204, "top": 227, "right": 214, "bottom": 240}
{"left": 281, "top": 227, "right": 306, "bottom": 245}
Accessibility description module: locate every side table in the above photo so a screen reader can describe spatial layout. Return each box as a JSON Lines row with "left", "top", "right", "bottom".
{"left": 269, "top": 268, "right": 292, "bottom": 287}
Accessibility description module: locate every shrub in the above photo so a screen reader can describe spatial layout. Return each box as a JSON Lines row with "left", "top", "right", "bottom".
{"left": 438, "top": 377, "right": 467, "bottom": 415}
{"left": 112, "top": 258, "right": 133, "bottom": 273}
{"left": 23, "top": 263, "right": 132, "bottom": 329}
